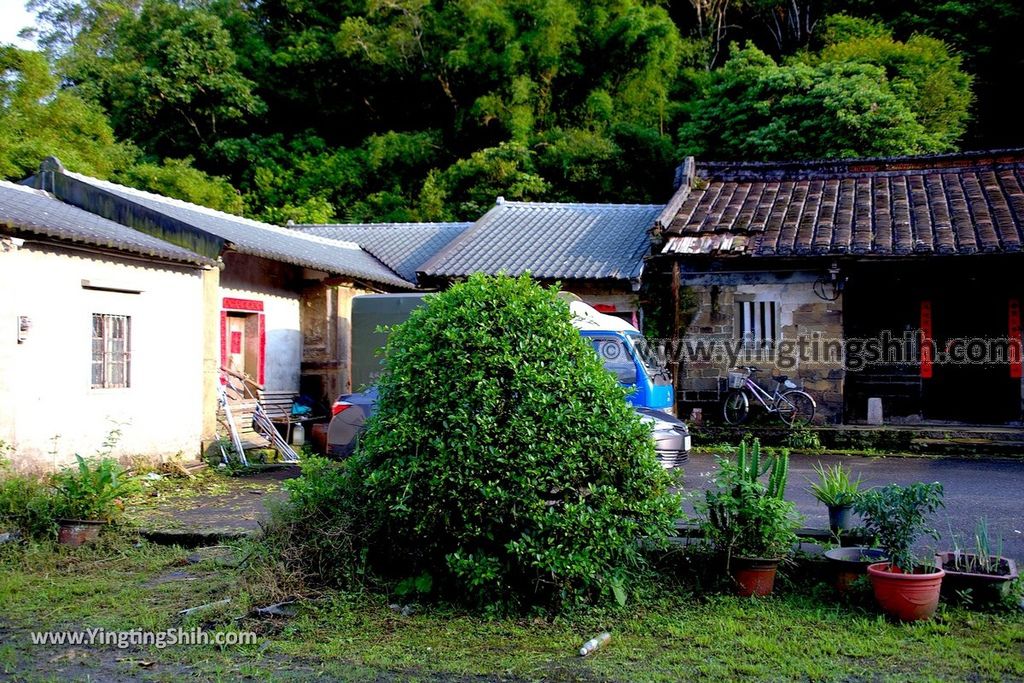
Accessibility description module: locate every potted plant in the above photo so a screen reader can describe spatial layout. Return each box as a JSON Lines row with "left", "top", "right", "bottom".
{"left": 807, "top": 461, "right": 862, "bottom": 533}
{"left": 51, "top": 456, "right": 131, "bottom": 546}
{"left": 823, "top": 545, "right": 887, "bottom": 594}
{"left": 696, "top": 439, "right": 800, "bottom": 596}
{"left": 855, "top": 482, "right": 945, "bottom": 621}
{"left": 936, "top": 518, "right": 1018, "bottom": 604}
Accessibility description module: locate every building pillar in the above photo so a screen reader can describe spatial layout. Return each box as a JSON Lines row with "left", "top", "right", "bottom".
{"left": 200, "top": 265, "right": 221, "bottom": 454}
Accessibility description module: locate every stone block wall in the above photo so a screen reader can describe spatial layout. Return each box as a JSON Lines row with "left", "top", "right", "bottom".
{"left": 677, "top": 279, "right": 845, "bottom": 423}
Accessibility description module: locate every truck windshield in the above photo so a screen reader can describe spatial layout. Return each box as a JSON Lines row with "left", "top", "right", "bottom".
{"left": 589, "top": 336, "right": 637, "bottom": 384}
{"left": 627, "top": 332, "right": 667, "bottom": 377}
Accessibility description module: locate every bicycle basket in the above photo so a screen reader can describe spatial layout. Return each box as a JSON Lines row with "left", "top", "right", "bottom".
{"left": 727, "top": 370, "right": 748, "bottom": 389}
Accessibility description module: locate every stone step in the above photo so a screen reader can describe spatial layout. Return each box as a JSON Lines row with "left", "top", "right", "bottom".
{"left": 909, "top": 437, "right": 1024, "bottom": 456}
{"left": 691, "top": 423, "right": 1024, "bottom": 456}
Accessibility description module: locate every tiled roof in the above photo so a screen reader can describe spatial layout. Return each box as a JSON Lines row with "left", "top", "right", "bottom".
{"left": 56, "top": 171, "right": 415, "bottom": 288}
{"left": 0, "top": 180, "right": 211, "bottom": 266}
{"left": 418, "top": 200, "right": 662, "bottom": 282}
{"left": 292, "top": 222, "right": 470, "bottom": 282}
{"left": 660, "top": 149, "right": 1024, "bottom": 257}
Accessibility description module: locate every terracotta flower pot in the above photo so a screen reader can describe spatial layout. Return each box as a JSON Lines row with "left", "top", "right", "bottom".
{"left": 866, "top": 562, "right": 945, "bottom": 621}
{"left": 57, "top": 519, "right": 105, "bottom": 547}
{"left": 732, "top": 557, "right": 780, "bottom": 597}
{"left": 935, "top": 552, "right": 1019, "bottom": 603}
{"left": 824, "top": 547, "right": 887, "bottom": 593}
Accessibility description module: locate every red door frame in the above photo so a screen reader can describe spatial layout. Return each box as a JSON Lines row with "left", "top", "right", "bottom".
{"left": 221, "top": 297, "right": 266, "bottom": 385}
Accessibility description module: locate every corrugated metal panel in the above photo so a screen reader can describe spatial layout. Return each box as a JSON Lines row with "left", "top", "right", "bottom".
{"left": 0, "top": 181, "right": 211, "bottom": 266}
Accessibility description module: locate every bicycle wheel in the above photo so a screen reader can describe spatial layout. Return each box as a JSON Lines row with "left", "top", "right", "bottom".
{"left": 722, "top": 390, "right": 750, "bottom": 425}
{"left": 777, "top": 390, "right": 816, "bottom": 425}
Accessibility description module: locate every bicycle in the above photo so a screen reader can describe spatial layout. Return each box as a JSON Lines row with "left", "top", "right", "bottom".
{"left": 722, "top": 366, "right": 816, "bottom": 425}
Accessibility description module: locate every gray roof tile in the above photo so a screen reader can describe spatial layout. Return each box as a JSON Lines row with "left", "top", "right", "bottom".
{"left": 292, "top": 222, "right": 470, "bottom": 282}
{"left": 0, "top": 180, "right": 211, "bottom": 266}
{"left": 61, "top": 171, "right": 414, "bottom": 288}
{"left": 418, "top": 201, "right": 662, "bottom": 282}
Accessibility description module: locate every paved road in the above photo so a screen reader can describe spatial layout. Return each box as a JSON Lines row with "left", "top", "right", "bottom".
{"left": 681, "top": 452, "right": 1024, "bottom": 561}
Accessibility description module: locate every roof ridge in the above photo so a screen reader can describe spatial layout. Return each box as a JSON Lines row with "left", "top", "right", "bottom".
{"left": 61, "top": 170, "right": 376, "bottom": 252}
{"left": 697, "top": 148, "right": 1024, "bottom": 182}
{"left": 0, "top": 182, "right": 213, "bottom": 266}
{"left": 500, "top": 200, "right": 664, "bottom": 210}
{"left": 292, "top": 222, "right": 471, "bottom": 229}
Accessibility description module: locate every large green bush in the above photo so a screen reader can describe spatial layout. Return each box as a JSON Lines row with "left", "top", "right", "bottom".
{"left": 350, "top": 274, "right": 680, "bottom": 607}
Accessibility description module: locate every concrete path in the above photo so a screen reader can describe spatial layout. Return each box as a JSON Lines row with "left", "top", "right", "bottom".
{"left": 132, "top": 456, "right": 1023, "bottom": 563}
{"left": 682, "top": 451, "right": 1024, "bottom": 561}
{"left": 129, "top": 466, "right": 297, "bottom": 544}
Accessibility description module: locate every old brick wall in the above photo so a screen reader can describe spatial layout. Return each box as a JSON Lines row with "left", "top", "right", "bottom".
{"left": 678, "top": 279, "right": 844, "bottom": 423}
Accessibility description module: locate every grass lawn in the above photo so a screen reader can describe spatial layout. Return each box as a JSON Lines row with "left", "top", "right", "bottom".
{"left": 1, "top": 534, "right": 1021, "bottom": 682}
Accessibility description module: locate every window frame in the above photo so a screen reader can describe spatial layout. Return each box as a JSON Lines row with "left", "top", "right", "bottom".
{"left": 735, "top": 299, "right": 779, "bottom": 350}
{"left": 91, "top": 313, "right": 132, "bottom": 389}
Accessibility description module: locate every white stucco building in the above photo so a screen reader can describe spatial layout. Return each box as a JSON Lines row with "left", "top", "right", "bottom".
{"left": 4, "top": 159, "right": 417, "bottom": 468}
{"left": 0, "top": 181, "right": 215, "bottom": 470}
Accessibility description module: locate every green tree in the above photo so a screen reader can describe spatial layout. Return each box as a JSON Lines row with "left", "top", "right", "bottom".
{"left": 0, "top": 46, "right": 134, "bottom": 179}
{"left": 679, "top": 21, "right": 972, "bottom": 160}
{"left": 419, "top": 143, "right": 549, "bottom": 220}
{"left": 351, "top": 274, "right": 680, "bottom": 607}
{"left": 113, "top": 158, "right": 245, "bottom": 215}
{"left": 47, "top": 0, "right": 263, "bottom": 159}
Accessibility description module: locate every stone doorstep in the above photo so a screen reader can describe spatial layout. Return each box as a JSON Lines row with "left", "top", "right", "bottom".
{"left": 690, "top": 423, "right": 1024, "bottom": 458}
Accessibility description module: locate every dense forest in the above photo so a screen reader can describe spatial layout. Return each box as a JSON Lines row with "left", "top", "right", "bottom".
{"left": 1, "top": 0, "right": 1021, "bottom": 223}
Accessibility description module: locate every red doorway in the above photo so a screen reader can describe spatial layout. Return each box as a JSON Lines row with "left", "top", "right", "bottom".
{"left": 221, "top": 298, "right": 265, "bottom": 385}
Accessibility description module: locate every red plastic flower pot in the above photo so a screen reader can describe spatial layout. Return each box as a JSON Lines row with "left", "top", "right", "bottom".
{"left": 866, "top": 562, "right": 945, "bottom": 621}
{"left": 732, "top": 557, "right": 780, "bottom": 597}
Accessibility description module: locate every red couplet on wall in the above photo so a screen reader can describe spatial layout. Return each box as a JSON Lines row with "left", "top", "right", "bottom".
{"left": 1010, "top": 298, "right": 1022, "bottom": 380}
{"left": 920, "top": 300, "right": 933, "bottom": 379}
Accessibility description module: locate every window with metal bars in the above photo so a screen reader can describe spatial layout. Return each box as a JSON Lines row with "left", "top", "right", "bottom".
{"left": 91, "top": 314, "right": 131, "bottom": 388}
{"left": 735, "top": 300, "right": 778, "bottom": 349}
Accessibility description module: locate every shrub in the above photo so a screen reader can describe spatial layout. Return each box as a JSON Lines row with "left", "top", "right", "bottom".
{"left": 260, "top": 457, "right": 369, "bottom": 591}
{"left": 0, "top": 445, "right": 57, "bottom": 539}
{"left": 0, "top": 474, "right": 57, "bottom": 539}
{"left": 350, "top": 274, "right": 680, "bottom": 608}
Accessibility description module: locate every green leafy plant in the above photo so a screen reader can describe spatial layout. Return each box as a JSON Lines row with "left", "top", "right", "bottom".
{"left": 948, "top": 518, "right": 1009, "bottom": 576}
{"left": 786, "top": 426, "right": 822, "bottom": 451}
{"left": 0, "top": 442, "right": 57, "bottom": 539}
{"left": 695, "top": 439, "right": 800, "bottom": 566}
{"left": 854, "top": 482, "right": 944, "bottom": 573}
{"left": 0, "top": 474, "right": 57, "bottom": 539}
{"left": 350, "top": 274, "right": 680, "bottom": 608}
{"left": 50, "top": 456, "right": 133, "bottom": 522}
{"left": 807, "top": 461, "right": 862, "bottom": 507}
